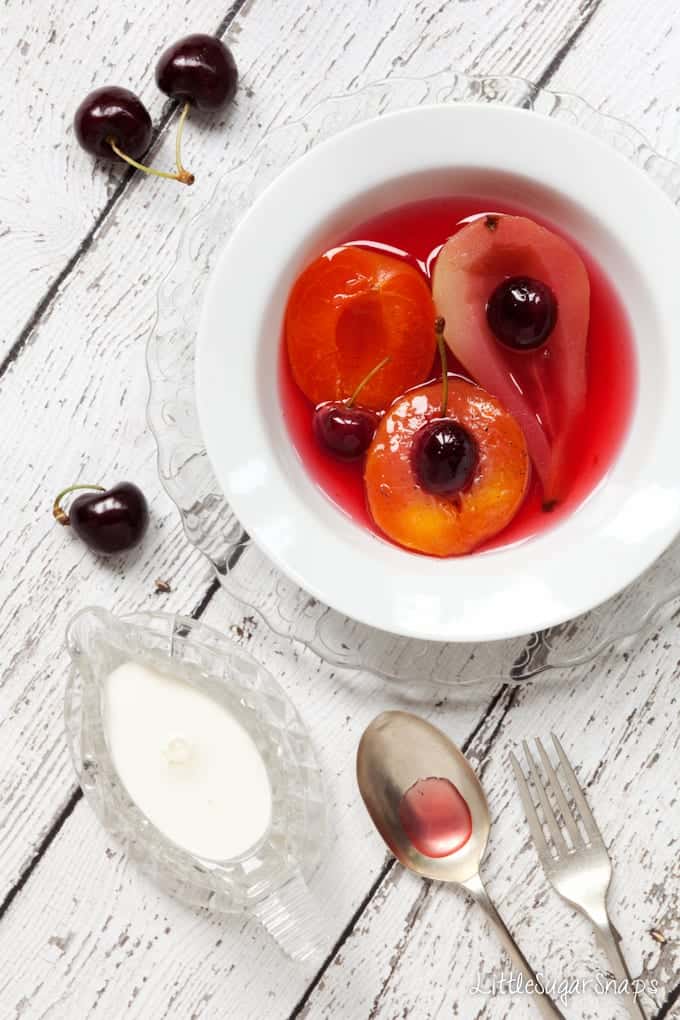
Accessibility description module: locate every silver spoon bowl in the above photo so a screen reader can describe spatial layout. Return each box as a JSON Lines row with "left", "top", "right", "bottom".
{"left": 357, "top": 710, "right": 565, "bottom": 1020}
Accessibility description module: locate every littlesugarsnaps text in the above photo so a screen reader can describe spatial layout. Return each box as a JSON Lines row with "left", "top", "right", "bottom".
{"left": 470, "top": 971, "right": 657, "bottom": 1007}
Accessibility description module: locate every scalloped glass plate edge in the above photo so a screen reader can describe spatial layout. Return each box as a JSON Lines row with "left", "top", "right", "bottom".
{"left": 146, "top": 70, "right": 680, "bottom": 687}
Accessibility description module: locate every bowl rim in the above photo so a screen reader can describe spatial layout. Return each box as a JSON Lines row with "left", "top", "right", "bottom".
{"left": 196, "top": 102, "right": 680, "bottom": 643}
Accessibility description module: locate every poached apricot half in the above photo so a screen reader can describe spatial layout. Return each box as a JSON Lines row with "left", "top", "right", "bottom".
{"left": 285, "top": 246, "right": 436, "bottom": 412}
{"left": 365, "top": 378, "right": 530, "bottom": 556}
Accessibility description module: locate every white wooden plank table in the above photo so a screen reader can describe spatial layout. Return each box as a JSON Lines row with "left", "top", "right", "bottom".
{"left": 1, "top": 1, "right": 678, "bottom": 1017}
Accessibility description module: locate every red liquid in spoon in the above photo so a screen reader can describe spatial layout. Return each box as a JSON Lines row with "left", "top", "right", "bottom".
{"left": 398, "top": 776, "right": 472, "bottom": 858}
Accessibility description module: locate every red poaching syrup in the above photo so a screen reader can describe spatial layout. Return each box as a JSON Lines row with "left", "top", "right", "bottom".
{"left": 398, "top": 777, "right": 472, "bottom": 858}
{"left": 279, "top": 196, "right": 637, "bottom": 553}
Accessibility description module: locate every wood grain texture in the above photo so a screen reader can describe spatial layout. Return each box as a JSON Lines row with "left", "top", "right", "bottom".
{"left": 547, "top": 0, "right": 680, "bottom": 159}
{"left": 1, "top": 0, "right": 246, "bottom": 363}
{"left": 1, "top": 0, "right": 679, "bottom": 1018}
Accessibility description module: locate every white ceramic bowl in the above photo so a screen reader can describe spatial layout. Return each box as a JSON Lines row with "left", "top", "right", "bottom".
{"left": 196, "top": 104, "right": 680, "bottom": 643}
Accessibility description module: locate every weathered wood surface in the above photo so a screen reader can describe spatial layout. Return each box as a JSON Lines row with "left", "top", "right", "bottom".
{"left": 2, "top": 0, "right": 248, "bottom": 360}
{"left": 0, "top": 0, "right": 678, "bottom": 1018}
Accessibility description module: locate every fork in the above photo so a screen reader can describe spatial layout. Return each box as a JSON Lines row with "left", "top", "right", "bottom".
{"left": 511, "top": 734, "right": 647, "bottom": 1020}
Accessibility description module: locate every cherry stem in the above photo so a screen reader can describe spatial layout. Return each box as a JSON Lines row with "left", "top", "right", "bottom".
{"left": 53, "top": 484, "right": 106, "bottom": 526}
{"left": 175, "top": 100, "right": 192, "bottom": 179}
{"left": 107, "top": 138, "right": 194, "bottom": 186}
{"left": 435, "top": 317, "right": 448, "bottom": 416}
{"left": 347, "top": 356, "right": 391, "bottom": 408}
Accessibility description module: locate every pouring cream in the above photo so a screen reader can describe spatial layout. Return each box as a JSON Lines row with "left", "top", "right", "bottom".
{"left": 103, "top": 661, "right": 272, "bottom": 860}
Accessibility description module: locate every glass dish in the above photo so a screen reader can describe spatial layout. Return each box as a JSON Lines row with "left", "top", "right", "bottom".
{"left": 65, "top": 607, "right": 330, "bottom": 960}
{"left": 146, "top": 70, "right": 680, "bottom": 686}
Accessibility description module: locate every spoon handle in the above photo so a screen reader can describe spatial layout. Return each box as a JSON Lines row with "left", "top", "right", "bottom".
{"left": 461, "top": 873, "right": 566, "bottom": 1020}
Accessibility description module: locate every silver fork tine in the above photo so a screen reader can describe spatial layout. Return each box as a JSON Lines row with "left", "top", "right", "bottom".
{"left": 510, "top": 752, "right": 552, "bottom": 859}
{"left": 535, "top": 737, "right": 583, "bottom": 849}
{"left": 522, "top": 740, "right": 569, "bottom": 857}
{"left": 551, "top": 734, "right": 603, "bottom": 847}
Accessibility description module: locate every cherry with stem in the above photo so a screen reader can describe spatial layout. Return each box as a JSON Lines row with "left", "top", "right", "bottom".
{"left": 314, "top": 356, "right": 390, "bottom": 461}
{"left": 74, "top": 36, "right": 238, "bottom": 187}
{"left": 412, "top": 318, "right": 478, "bottom": 496}
{"left": 155, "top": 34, "right": 239, "bottom": 182}
{"left": 74, "top": 86, "right": 194, "bottom": 186}
{"left": 53, "top": 482, "right": 149, "bottom": 554}
{"left": 106, "top": 92, "right": 193, "bottom": 185}
{"left": 53, "top": 484, "right": 106, "bottom": 525}
{"left": 113, "top": 94, "right": 194, "bottom": 185}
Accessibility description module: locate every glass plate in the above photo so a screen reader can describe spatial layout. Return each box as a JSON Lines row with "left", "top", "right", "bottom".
{"left": 146, "top": 70, "right": 680, "bottom": 686}
{"left": 65, "top": 607, "right": 330, "bottom": 960}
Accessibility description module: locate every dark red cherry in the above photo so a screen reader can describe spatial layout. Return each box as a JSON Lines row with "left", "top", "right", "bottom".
{"left": 74, "top": 86, "right": 152, "bottom": 161}
{"left": 156, "top": 34, "right": 238, "bottom": 112}
{"left": 486, "top": 275, "right": 557, "bottom": 351}
{"left": 53, "top": 482, "right": 149, "bottom": 554}
{"left": 313, "top": 403, "right": 377, "bottom": 461}
{"left": 410, "top": 320, "right": 478, "bottom": 495}
{"left": 413, "top": 419, "right": 478, "bottom": 495}
{"left": 312, "top": 355, "right": 389, "bottom": 461}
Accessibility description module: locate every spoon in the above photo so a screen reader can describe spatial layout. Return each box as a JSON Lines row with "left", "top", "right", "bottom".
{"left": 356, "top": 711, "right": 565, "bottom": 1020}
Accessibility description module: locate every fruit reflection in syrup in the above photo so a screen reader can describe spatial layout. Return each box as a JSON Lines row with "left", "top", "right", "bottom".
{"left": 399, "top": 777, "right": 473, "bottom": 858}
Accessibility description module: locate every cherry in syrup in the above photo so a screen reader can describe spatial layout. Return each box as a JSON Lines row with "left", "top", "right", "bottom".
{"left": 413, "top": 419, "right": 477, "bottom": 495}
{"left": 412, "top": 318, "right": 478, "bottom": 496}
{"left": 486, "top": 275, "right": 557, "bottom": 351}
{"left": 313, "top": 356, "right": 389, "bottom": 461}
{"left": 314, "top": 404, "right": 377, "bottom": 460}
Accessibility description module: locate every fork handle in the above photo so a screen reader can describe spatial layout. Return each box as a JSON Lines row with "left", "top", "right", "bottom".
{"left": 461, "top": 873, "right": 567, "bottom": 1020}
{"left": 588, "top": 913, "right": 648, "bottom": 1020}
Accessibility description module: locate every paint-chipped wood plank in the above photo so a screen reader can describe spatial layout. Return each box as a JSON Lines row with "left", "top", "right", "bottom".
{"left": 547, "top": 0, "right": 680, "bottom": 160}
{"left": 0, "top": 0, "right": 247, "bottom": 363}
